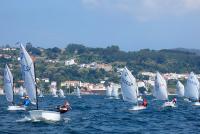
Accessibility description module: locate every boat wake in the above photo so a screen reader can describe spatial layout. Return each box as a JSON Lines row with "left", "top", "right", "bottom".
{"left": 63, "top": 117, "right": 71, "bottom": 123}
{"left": 16, "top": 116, "right": 71, "bottom": 123}
{"left": 16, "top": 116, "right": 32, "bottom": 122}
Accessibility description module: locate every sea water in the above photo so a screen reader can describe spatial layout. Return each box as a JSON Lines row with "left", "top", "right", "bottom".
{"left": 0, "top": 95, "right": 200, "bottom": 134}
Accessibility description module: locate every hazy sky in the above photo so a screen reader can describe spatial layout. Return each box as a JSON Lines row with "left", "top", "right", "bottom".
{"left": 1, "top": 0, "right": 200, "bottom": 51}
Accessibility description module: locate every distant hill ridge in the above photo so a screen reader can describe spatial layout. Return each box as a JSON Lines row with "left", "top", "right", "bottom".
{"left": 173, "top": 48, "right": 200, "bottom": 56}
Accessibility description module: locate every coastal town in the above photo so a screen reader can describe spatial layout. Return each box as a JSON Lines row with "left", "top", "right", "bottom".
{"left": 0, "top": 46, "right": 198, "bottom": 95}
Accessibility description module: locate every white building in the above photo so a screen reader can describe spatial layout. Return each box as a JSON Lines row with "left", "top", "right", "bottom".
{"left": 65, "top": 59, "right": 77, "bottom": 66}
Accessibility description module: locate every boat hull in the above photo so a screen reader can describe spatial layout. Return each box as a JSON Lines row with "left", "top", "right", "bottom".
{"left": 29, "top": 110, "right": 61, "bottom": 122}
{"left": 129, "top": 105, "right": 146, "bottom": 111}
{"left": 162, "top": 102, "right": 176, "bottom": 108}
{"left": 7, "top": 106, "right": 26, "bottom": 111}
{"left": 193, "top": 102, "right": 200, "bottom": 106}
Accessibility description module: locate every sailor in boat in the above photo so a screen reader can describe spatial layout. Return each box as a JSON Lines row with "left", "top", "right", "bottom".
{"left": 58, "top": 101, "right": 71, "bottom": 113}
{"left": 140, "top": 98, "right": 148, "bottom": 107}
{"left": 171, "top": 98, "right": 177, "bottom": 104}
{"left": 21, "top": 95, "right": 31, "bottom": 106}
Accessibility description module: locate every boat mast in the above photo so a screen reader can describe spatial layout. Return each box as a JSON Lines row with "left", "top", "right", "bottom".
{"left": 33, "top": 62, "right": 39, "bottom": 110}
{"left": 12, "top": 78, "right": 15, "bottom": 105}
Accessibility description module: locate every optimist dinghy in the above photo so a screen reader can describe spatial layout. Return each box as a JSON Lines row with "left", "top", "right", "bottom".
{"left": 154, "top": 72, "right": 176, "bottom": 108}
{"left": 20, "top": 44, "right": 61, "bottom": 122}
{"left": 184, "top": 72, "right": 200, "bottom": 106}
{"left": 120, "top": 67, "right": 146, "bottom": 111}
{"left": 4, "top": 64, "right": 26, "bottom": 111}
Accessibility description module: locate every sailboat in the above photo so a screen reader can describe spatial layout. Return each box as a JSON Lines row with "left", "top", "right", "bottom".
{"left": 105, "top": 85, "right": 113, "bottom": 99}
{"left": 19, "top": 86, "right": 25, "bottom": 99}
{"left": 176, "top": 81, "right": 184, "bottom": 97}
{"left": 38, "top": 89, "right": 44, "bottom": 98}
{"left": 136, "top": 86, "right": 143, "bottom": 102}
{"left": 59, "top": 89, "right": 65, "bottom": 98}
{"left": 120, "top": 67, "right": 146, "bottom": 111}
{"left": 20, "top": 44, "right": 61, "bottom": 121}
{"left": 52, "top": 88, "right": 58, "bottom": 97}
{"left": 4, "top": 64, "right": 26, "bottom": 111}
{"left": 75, "top": 87, "right": 81, "bottom": 98}
{"left": 184, "top": 72, "right": 200, "bottom": 106}
{"left": 154, "top": 72, "right": 175, "bottom": 107}
{"left": 111, "top": 84, "right": 119, "bottom": 99}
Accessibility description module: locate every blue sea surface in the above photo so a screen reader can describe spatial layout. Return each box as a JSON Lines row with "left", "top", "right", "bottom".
{"left": 0, "top": 95, "right": 200, "bottom": 134}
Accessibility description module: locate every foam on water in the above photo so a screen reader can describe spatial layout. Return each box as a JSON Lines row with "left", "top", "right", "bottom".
{"left": 16, "top": 116, "right": 32, "bottom": 122}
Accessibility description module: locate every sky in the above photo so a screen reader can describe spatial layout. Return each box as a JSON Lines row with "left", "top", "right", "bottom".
{"left": 0, "top": 0, "right": 200, "bottom": 51}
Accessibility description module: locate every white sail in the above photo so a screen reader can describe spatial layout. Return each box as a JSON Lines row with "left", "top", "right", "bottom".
{"left": 111, "top": 85, "right": 119, "bottom": 98}
{"left": 52, "top": 88, "right": 58, "bottom": 97}
{"left": 106, "top": 86, "right": 112, "bottom": 97}
{"left": 76, "top": 87, "right": 81, "bottom": 98}
{"left": 19, "top": 86, "right": 24, "bottom": 97}
{"left": 154, "top": 72, "right": 168, "bottom": 100}
{"left": 120, "top": 67, "right": 138, "bottom": 103}
{"left": 4, "top": 64, "right": 13, "bottom": 103}
{"left": 20, "top": 44, "right": 36, "bottom": 103}
{"left": 176, "top": 81, "right": 184, "bottom": 97}
{"left": 59, "top": 89, "right": 65, "bottom": 97}
{"left": 38, "top": 88, "right": 44, "bottom": 97}
{"left": 185, "top": 72, "right": 199, "bottom": 100}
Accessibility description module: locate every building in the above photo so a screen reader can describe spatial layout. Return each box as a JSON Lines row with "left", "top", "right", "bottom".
{"left": 61, "top": 80, "right": 80, "bottom": 87}
{"left": 65, "top": 59, "right": 77, "bottom": 66}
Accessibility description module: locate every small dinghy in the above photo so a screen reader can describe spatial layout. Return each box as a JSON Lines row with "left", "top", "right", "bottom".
{"left": 193, "top": 102, "right": 200, "bottom": 106}
{"left": 52, "top": 88, "right": 58, "bottom": 97}
{"left": 162, "top": 101, "right": 176, "bottom": 108}
{"left": 20, "top": 44, "right": 61, "bottom": 122}
{"left": 75, "top": 87, "right": 81, "bottom": 98}
{"left": 29, "top": 110, "right": 61, "bottom": 122}
{"left": 105, "top": 85, "right": 113, "bottom": 99}
{"left": 4, "top": 64, "right": 26, "bottom": 111}
{"left": 129, "top": 105, "right": 146, "bottom": 111}
{"left": 59, "top": 89, "right": 65, "bottom": 98}
{"left": 8, "top": 105, "right": 26, "bottom": 111}
{"left": 176, "top": 81, "right": 184, "bottom": 97}
{"left": 111, "top": 84, "right": 120, "bottom": 99}
{"left": 184, "top": 72, "right": 200, "bottom": 106}
{"left": 154, "top": 72, "right": 176, "bottom": 108}
{"left": 120, "top": 67, "right": 147, "bottom": 111}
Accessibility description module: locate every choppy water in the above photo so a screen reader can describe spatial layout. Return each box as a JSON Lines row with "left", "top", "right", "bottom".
{"left": 0, "top": 95, "right": 200, "bottom": 134}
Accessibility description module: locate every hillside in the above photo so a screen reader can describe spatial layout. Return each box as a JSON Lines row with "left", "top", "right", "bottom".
{"left": 1, "top": 44, "right": 200, "bottom": 88}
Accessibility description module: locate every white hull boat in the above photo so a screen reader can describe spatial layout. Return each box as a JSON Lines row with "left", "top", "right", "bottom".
{"left": 162, "top": 101, "right": 176, "bottom": 108}
{"left": 193, "top": 102, "right": 200, "bottom": 106}
{"left": 8, "top": 105, "right": 26, "bottom": 111}
{"left": 137, "top": 96, "right": 143, "bottom": 102}
{"left": 19, "top": 44, "right": 62, "bottom": 122}
{"left": 29, "top": 110, "right": 61, "bottom": 122}
{"left": 53, "top": 95, "right": 58, "bottom": 98}
{"left": 121, "top": 67, "right": 146, "bottom": 111}
{"left": 129, "top": 105, "right": 146, "bottom": 111}
{"left": 184, "top": 98, "right": 191, "bottom": 102}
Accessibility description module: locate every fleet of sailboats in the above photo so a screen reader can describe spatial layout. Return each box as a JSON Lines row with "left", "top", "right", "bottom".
{"left": 3, "top": 44, "right": 200, "bottom": 123}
